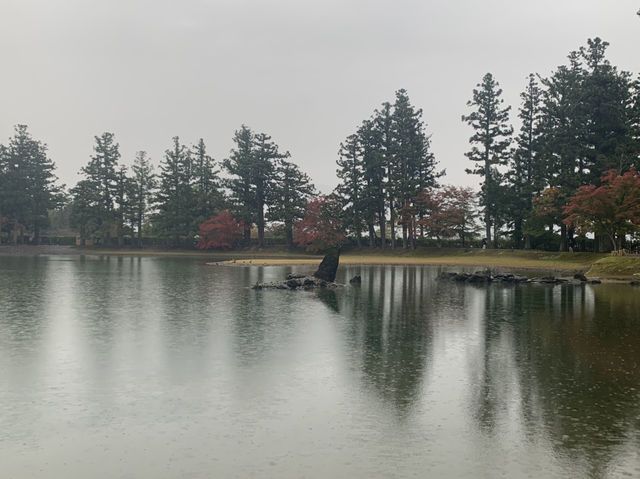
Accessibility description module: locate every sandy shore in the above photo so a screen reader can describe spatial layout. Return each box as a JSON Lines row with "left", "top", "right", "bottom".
{"left": 224, "top": 255, "right": 589, "bottom": 272}
{"left": 3, "top": 245, "right": 637, "bottom": 280}
{"left": 0, "top": 245, "right": 82, "bottom": 256}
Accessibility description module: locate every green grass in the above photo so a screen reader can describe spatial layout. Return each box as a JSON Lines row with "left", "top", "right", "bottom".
{"left": 586, "top": 256, "right": 640, "bottom": 279}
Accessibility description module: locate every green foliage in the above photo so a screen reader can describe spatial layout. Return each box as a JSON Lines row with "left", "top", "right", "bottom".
{"left": 462, "top": 72, "right": 513, "bottom": 247}
{"left": 223, "top": 125, "right": 290, "bottom": 247}
{"left": 0, "top": 125, "right": 64, "bottom": 243}
{"left": 153, "top": 137, "right": 196, "bottom": 246}
{"left": 268, "top": 160, "right": 315, "bottom": 248}
{"left": 129, "top": 151, "right": 156, "bottom": 247}
{"left": 334, "top": 89, "right": 441, "bottom": 249}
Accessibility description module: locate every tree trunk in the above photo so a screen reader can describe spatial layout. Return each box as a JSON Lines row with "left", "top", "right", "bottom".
{"left": 485, "top": 216, "right": 492, "bottom": 249}
{"left": 492, "top": 222, "right": 499, "bottom": 249}
{"left": 257, "top": 202, "right": 265, "bottom": 248}
{"left": 285, "top": 222, "right": 293, "bottom": 250}
{"left": 378, "top": 206, "right": 386, "bottom": 250}
{"left": 368, "top": 223, "right": 376, "bottom": 248}
{"left": 559, "top": 223, "right": 567, "bottom": 252}
{"left": 514, "top": 219, "right": 523, "bottom": 249}
{"left": 389, "top": 199, "right": 395, "bottom": 249}
{"left": 137, "top": 216, "right": 143, "bottom": 248}
{"left": 402, "top": 223, "right": 408, "bottom": 249}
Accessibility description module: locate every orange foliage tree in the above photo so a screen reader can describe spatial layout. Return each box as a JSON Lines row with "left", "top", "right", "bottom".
{"left": 563, "top": 168, "right": 640, "bottom": 251}
{"left": 293, "top": 196, "right": 345, "bottom": 252}
{"left": 414, "top": 186, "right": 478, "bottom": 246}
{"left": 197, "top": 211, "right": 245, "bottom": 249}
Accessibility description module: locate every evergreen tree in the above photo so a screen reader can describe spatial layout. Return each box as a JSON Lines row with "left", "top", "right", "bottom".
{"left": 372, "top": 102, "right": 396, "bottom": 247}
{"left": 154, "top": 137, "right": 194, "bottom": 246}
{"left": 0, "top": 125, "right": 63, "bottom": 243}
{"left": 80, "top": 132, "right": 120, "bottom": 244}
{"left": 0, "top": 143, "right": 6, "bottom": 242}
{"left": 536, "top": 38, "right": 639, "bottom": 250}
{"left": 507, "top": 74, "right": 544, "bottom": 248}
{"left": 130, "top": 151, "right": 156, "bottom": 248}
{"left": 70, "top": 179, "right": 100, "bottom": 246}
{"left": 192, "top": 139, "right": 223, "bottom": 229}
{"left": 335, "top": 133, "right": 366, "bottom": 246}
{"left": 268, "top": 160, "right": 315, "bottom": 249}
{"left": 358, "top": 119, "right": 387, "bottom": 248}
{"left": 223, "top": 126, "right": 287, "bottom": 247}
{"left": 391, "top": 89, "right": 441, "bottom": 248}
{"left": 578, "top": 38, "right": 639, "bottom": 182}
{"left": 462, "top": 73, "right": 513, "bottom": 248}
{"left": 223, "top": 126, "right": 256, "bottom": 243}
{"left": 252, "top": 132, "right": 288, "bottom": 247}
{"left": 114, "top": 165, "right": 132, "bottom": 247}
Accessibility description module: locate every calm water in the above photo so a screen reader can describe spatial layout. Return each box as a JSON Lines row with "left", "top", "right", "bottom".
{"left": 1, "top": 256, "right": 639, "bottom": 478}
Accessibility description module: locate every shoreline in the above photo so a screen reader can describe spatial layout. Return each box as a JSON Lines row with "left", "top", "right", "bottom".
{"left": 1, "top": 245, "right": 639, "bottom": 281}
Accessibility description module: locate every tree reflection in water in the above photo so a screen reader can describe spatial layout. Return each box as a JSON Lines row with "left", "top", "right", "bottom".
{"left": 469, "top": 282, "right": 640, "bottom": 478}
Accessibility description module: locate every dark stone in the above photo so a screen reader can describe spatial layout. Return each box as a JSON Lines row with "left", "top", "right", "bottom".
{"left": 630, "top": 280, "right": 640, "bottom": 286}
{"left": 573, "top": 273, "right": 588, "bottom": 282}
{"left": 349, "top": 275, "right": 362, "bottom": 284}
{"left": 314, "top": 248, "right": 340, "bottom": 283}
{"left": 588, "top": 278, "right": 602, "bottom": 284}
{"left": 466, "top": 273, "right": 490, "bottom": 283}
{"left": 252, "top": 275, "right": 340, "bottom": 290}
{"left": 286, "top": 273, "right": 306, "bottom": 280}
{"left": 285, "top": 278, "right": 301, "bottom": 289}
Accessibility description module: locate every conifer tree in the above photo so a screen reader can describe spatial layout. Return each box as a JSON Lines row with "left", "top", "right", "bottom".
{"left": 0, "top": 125, "right": 63, "bottom": 243}
{"left": 358, "top": 119, "right": 387, "bottom": 248}
{"left": 192, "top": 139, "right": 223, "bottom": 228}
{"left": 154, "top": 137, "right": 194, "bottom": 246}
{"left": 80, "top": 132, "right": 120, "bottom": 244}
{"left": 462, "top": 73, "right": 513, "bottom": 248}
{"left": 507, "top": 74, "right": 544, "bottom": 248}
{"left": 268, "top": 160, "right": 315, "bottom": 249}
{"left": 224, "top": 126, "right": 287, "bottom": 247}
{"left": 252, "top": 132, "right": 288, "bottom": 247}
{"left": 335, "top": 133, "right": 365, "bottom": 246}
{"left": 224, "top": 126, "right": 256, "bottom": 243}
{"left": 392, "top": 89, "right": 441, "bottom": 248}
{"left": 130, "top": 151, "right": 156, "bottom": 247}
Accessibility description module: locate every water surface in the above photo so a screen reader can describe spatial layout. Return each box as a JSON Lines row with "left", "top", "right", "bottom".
{"left": 1, "top": 256, "right": 639, "bottom": 478}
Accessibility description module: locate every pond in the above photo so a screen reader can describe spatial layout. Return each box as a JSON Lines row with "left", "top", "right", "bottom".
{"left": 1, "top": 256, "right": 639, "bottom": 478}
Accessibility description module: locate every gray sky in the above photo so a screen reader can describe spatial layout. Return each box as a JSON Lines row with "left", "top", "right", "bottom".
{"left": 1, "top": 0, "right": 639, "bottom": 193}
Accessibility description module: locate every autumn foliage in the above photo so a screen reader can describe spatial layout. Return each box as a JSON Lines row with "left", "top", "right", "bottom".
{"left": 563, "top": 168, "right": 640, "bottom": 251}
{"left": 293, "top": 196, "right": 345, "bottom": 252}
{"left": 197, "top": 211, "right": 245, "bottom": 249}
{"left": 413, "top": 186, "right": 478, "bottom": 246}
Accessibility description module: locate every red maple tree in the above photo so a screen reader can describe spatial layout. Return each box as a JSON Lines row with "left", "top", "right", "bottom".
{"left": 293, "top": 196, "right": 345, "bottom": 252}
{"left": 414, "top": 186, "right": 478, "bottom": 246}
{"left": 197, "top": 211, "right": 245, "bottom": 250}
{"left": 563, "top": 168, "right": 640, "bottom": 251}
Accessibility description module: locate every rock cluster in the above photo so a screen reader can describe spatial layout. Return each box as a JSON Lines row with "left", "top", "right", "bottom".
{"left": 252, "top": 249, "right": 343, "bottom": 290}
{"left": 437, "top": 270, "right": 601, "bottom": 285}
{"left": 438, "top": 270, "right": 528, "bottom": 283}
{"left": 252, "top": 273, "right": 340, "bottom": 290}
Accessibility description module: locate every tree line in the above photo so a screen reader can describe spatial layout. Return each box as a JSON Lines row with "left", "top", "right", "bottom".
{"left": 0, "top": 125, "right": 314, "bottom": 248}
{"left": 333, "top": 37, "right": 640, "bottom": 252}
{"left": 1, "top": 37, "right": 639, "bottom": 252}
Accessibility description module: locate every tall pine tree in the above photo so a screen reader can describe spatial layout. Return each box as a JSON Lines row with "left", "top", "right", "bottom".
{"left": 462, "top": 73, "right": 513, "bottom": 248}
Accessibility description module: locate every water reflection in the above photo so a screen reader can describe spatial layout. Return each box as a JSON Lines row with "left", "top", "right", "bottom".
{"left": 333, "top": 266, "right": 436, "bottom": 417}
{"left": 1, "top": 257, "right": 639, "bottom": 478}
{"left": 463, "top": 282, "right": 640, "bottom": 477}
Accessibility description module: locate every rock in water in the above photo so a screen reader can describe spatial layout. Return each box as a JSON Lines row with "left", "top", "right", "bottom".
{"left": 314, "top": 248, "right": 340, "bottom": 283}
{"left": 349, "top": 275, "right": 361, "bottom": 284}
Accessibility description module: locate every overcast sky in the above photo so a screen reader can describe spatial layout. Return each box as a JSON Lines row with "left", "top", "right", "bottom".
{"left": 1, "top": 0, "right": 639, "bottom": 193}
